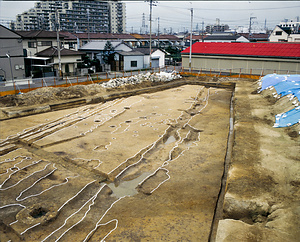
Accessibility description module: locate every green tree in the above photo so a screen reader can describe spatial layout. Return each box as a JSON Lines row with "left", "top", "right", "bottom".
{"left": 103, "top": 41, "right": 115, "bottom": 65}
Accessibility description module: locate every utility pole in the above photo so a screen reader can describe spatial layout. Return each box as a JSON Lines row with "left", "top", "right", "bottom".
{"left": 157, "top": 17, "right": 160, "bottom": 48}
{"left": 147, "top": 1, "right": 157, "bottom": 69}
{"left": 201, "top": 21, "right": 204, "bottom": 42}
{"left": 189, "top": 8, "right": 193, "bottom": 72}
{"left": 56, "top": 9, "right": 62, "bottom": 79}
{"left": 87, "top": 9, "right": 90, "bottom": 42}
{"left": 149, "top": 1, "right": 153, "bottom": 69}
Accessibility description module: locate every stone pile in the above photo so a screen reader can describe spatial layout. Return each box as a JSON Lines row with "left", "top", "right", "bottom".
{"left": 100, "top": 71, "right": 182, "bottom": 88}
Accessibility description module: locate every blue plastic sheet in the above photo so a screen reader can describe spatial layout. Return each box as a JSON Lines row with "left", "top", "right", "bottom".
{"left": 259, "top": 74, "right": 300, "bottom": 128}
{"left": 273, "top": 81, "right": 300, "bottom": 100}
{"left": 260, "top": 74, "right": 300, "bottom": 91}
{"left": 274, "top": 107, "right": 300, "bottom": 128}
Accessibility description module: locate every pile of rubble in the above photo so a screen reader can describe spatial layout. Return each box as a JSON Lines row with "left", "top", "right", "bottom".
{"left": 101, "top": 71, "right": 182, "bottom": 88}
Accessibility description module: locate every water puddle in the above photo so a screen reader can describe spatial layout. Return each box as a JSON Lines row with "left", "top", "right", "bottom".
{"left": 164, "top": 135, "right": 176, "bottom": 145}
{"left": 107, "top": 172, "right": 152, "bottom": 198}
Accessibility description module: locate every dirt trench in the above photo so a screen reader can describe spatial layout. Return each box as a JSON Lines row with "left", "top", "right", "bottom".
{"left": 0, "top": 76, "right": 298, "bottom": 241}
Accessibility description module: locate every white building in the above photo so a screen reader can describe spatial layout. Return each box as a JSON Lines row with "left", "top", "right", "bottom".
{"left": 11, "top": 1, "right": 126, "bottom": 34}
{"left": 109, "top": 1, "right": 126, "bottom": 34}
{"left": 269, "top": 26, "right": 300, "bottom": 42}
{"left": 269, "top": 20, "right": 300, "bottom": 42}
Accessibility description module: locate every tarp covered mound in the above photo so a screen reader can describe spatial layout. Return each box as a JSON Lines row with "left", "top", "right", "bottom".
{"left": 258, "top": 74, "right": 300, "bottom": 128}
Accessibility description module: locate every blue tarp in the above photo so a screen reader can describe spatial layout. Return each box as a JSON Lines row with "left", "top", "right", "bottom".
{"left": 274, "top": 107, "right": 300, "bottom": 128}
{"left": 260, "top": 74, "right": 300, "bottom": 91}
{"left": 259, "top": 74, "right": 300, "bottom": 128}
{"left": 273, "top": 81, "right": 300, "bottom": 100}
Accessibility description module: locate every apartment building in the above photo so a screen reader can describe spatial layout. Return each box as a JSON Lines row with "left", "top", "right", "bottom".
{"left": 11, "top": 1, "right": 125, "bottom": 34}
{"left": 109, "top": 1, "right": 126, "bottom": 34}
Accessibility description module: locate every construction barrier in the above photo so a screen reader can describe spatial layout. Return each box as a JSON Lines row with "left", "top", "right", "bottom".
{"left": 1, "top": 65, "right": 298, "bottom": 96}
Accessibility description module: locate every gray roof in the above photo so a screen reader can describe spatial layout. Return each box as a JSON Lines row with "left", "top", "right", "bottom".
{"left": 204, "top": 35, "right": 242, "bottom": 41}
{"left": 135, "top": 47, "right": 158, "bottom": 55}
{"left": 79, "top": 41, "right": 124, "bottom": 51}
{"left": 116, "top": 50, "right": 144, "bottom": 56}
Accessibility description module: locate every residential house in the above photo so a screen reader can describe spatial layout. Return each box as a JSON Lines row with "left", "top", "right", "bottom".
{"left": 269, "top": 24, "right": 300, "bottom": 42}
{"left": 131, "top": 34, "right": 181, "bottom": 48}
{"left": 203, "top": 34, "right": 249, "bottom": 42}
{"left": 181, "top": 42, "right": 300, "bottom": 75}
{"left": 239, "top": 33, "right": 269, "bottom": 42}
{"left": 79, "top": 40, "right": 133, "bottom": 67}
{"left": 72, "top": 33, "right": 139, "bottom": 49}
{"left": 115, "top": 50, "right": 144, "bottom": 71}
{"left": 135, "top": 48, "right": 166, "bottom": 68}
{"left": 36, "top": 47, "right": 84, "bottom": 76}
{"left": 0, "top": 25, "right": 25, "bottom": 81}
{"left": 16, "top": 30, "right": 64, "bottom": 56}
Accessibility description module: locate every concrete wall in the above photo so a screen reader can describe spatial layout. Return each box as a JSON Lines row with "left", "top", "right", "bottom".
{"left": 182, "top": 54, "right": 300, "bottom": 75}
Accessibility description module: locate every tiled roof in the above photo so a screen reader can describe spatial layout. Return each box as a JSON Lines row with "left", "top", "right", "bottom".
{"left": 115, "top": 50, "right": 144, "bottom": 56}
{"left": 16, "top": 30, "right": 63, "bottom": 39}
{"left": 204, "top": 35, "right": 242, "bottom": 41}
{"left": 36, "top": 47, "right": 85, "bottom": 57}
{"left": 181, "top": 42, "right": 300, "bottom": 58}
{"left": 79, "top": 40, "right": 124, "bottom": 51}
{"left": 135, "top": 47, "right": 158, "bottom": 55}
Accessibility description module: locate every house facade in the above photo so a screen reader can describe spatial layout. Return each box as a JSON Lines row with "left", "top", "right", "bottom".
{"left": 79, "top": 40, "right": 132, "bottom": 63}
{"left": 36, "top": 47, "right": 84, "bottom": 76}
{"left": 115, "top": 51, "right": 144, "bottom": 71}
{"left": 0, "top": 25, "right": 25, "bottom": 81}
{"left": 135, "top": 48, "right": 166, "bottom": 69}
{"left": 181, "top": 42, "right": 300, "bottom": 75}
{"left": 203, "top": 34, "right": 249, "bottom": 43}
{"left": 16, "top": 30, "right": 64, "bottom": 56}
{"left": 269, "top": 25, "right": 300, "bottom": 42}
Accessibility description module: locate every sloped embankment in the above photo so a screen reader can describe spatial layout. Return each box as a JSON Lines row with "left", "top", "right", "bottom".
{"left": 216, "top": 78, "right": 299, "bottom": 241}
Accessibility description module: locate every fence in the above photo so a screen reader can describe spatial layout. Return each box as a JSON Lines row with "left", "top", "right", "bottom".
{"left": 0, "top": 66, "right": 181, "bottom": 96}
{"left": 1, "top": 65, "right": 299, "bottom": 96}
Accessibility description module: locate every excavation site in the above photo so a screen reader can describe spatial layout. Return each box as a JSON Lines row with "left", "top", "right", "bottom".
{"left": 0, "top": 72, "right": 299, "bottom": 241}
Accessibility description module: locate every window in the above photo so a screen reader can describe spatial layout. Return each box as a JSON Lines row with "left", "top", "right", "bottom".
{"left": 131, "top": 60, "right": 137, "bottom": 67}
{"left": 28, "top": 41, "right": 36, "bottom": 48}
{"left": 275, "top": 31, "right": 282, "bottom": 35}
{"left": 41, "top": 41, "right": 52, "bottom": 46}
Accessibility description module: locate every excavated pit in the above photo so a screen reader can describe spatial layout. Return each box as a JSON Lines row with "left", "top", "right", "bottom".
{"left": 0, "top": 75, "right": 298, "bottom": 241}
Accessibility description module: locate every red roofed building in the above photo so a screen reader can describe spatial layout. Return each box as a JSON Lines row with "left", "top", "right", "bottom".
{"left": 181, "top": 42, "right": 300, "bottom": 75}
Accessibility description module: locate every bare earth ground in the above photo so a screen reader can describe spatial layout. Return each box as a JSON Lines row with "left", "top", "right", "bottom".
{"left": 0, "top": 76, "right": 299, "bottom": 241}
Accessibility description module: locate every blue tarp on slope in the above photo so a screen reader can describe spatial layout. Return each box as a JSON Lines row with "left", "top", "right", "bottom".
{"left": 260, "top": 74, "right": 300, "bottom": 128}
{"left": 260, "top": 74, "right": 300, "bottom": 91}
{"left": 274, "top": 107, "right": 300, "bottom": 128}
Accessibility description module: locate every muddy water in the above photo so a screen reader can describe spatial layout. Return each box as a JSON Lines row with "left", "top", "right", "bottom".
{"left": 0, "top": 85, "right": 232, "bottom": 241}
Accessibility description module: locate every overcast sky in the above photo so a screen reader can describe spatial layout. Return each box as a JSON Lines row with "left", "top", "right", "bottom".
{"left": 1, "top": 1, "right": 300, "bottom": 33}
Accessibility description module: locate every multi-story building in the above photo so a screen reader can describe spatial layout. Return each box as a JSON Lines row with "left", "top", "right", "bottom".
{"left": 206, "top": 18, "right": 229, "bottom": 34}
{"left": 11, "top": 1, "right": 125, "bottom": 34}
{"left": 109, "top": 1, "right": 126, "bottom": 34}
